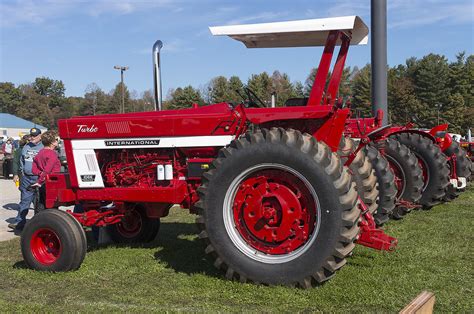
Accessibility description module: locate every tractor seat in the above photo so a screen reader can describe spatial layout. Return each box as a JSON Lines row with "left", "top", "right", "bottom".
{"left": 285, "top": 97, "right": 309, "bottom": 107}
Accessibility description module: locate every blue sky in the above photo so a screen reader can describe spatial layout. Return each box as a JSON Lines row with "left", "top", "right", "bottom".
{"left": 0, "top": 0, "right": 473, "bottom": 98}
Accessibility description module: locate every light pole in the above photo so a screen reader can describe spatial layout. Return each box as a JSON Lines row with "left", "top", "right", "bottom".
{"left": 114, "top": 65, "right": 129, "bottom": 113}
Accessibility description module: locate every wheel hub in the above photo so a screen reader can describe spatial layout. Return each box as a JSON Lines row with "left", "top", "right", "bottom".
{"left": 31, "top": 228, "right": 62, "bottom": 265}
{"left": 117, "top": 210, "right": 142, "bottom": 238}
{"left": 231, "top": 168, "right": 317, "bottom": 257}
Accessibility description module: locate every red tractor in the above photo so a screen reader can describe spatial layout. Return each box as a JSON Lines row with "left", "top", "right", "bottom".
{"left": 345, "top": 112, "right": 471, "bottom": 223}
{"left": 21, "top": 16, "right": 399, "bottom": 288}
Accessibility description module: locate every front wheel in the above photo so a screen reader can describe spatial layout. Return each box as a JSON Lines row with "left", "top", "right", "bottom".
{"left": 21, "top": 209, "right": 87, "bottom": 271}
{"left": 196, "top": 128, "right": 359, "bottom": 288}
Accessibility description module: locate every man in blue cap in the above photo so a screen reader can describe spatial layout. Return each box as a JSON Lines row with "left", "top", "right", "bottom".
{"left": 8, "top": 128, "right": 44, "bottom": 230}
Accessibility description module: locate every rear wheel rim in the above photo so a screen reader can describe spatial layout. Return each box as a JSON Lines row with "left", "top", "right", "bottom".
{"left": 223, "top": 163, "right": 320, "bottom": 264}
{"left": 30, "top": 228, "right": 62, "bottom": 265}
{"left": 117, "top": 210, "right": 142, "bottom": 238}
{"left": 415, "top": 155, "right": 430, "bottom": 192}
{"left": 386, "top": 156, "right": 406, "bottom": 200}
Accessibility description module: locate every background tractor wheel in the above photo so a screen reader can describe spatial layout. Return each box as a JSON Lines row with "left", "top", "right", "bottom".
{"left": 21, "top": 209, "right": 86, "bottom": 272}
{"left": 391, "top": 133, "right": 450, "bottom": 209}
{"left": 374, "top": 138, "right": 423, "bottom": 218}
{"left": 443, "top": 141, "right": 471, "bottom": 200}
{"left": 338, "top": 137, "right": 378, "bottom": 215}
{"left": 366, "top": 145, "right": 397, "bottom": 226}
{"left": 107, "top": 204, "right": 161, "bottom": 243}
{"left": 196, "top": 128, "right": 359, "bottom": 288}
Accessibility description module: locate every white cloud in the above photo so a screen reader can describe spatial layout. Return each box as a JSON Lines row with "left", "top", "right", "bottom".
{"left": 0, "top": 0, "right": 177, "bottom": 27}
{"left": 86, "top": 0, "right": 173, "bottom": 18}
{"left": 0, "top": 0, "right": 74, "bottom": 27}
{"left": 388, "top": 0, "right": 474, "bottom": 28}
{"left": 225, "top": 11, "right": 287, "bottom": 26}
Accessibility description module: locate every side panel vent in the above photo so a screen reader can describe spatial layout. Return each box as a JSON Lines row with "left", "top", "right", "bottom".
{"left": 85, "top": 154, "right": 98, "bottom": 172}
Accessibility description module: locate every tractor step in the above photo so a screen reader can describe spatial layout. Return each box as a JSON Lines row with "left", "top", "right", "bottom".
{"left": 356, "top": 197, "right": 398, "bottom": 251}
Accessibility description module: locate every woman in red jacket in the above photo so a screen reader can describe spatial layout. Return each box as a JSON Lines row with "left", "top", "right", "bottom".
{"left": 31, "top": 130, "right": 60, "bottom": 187}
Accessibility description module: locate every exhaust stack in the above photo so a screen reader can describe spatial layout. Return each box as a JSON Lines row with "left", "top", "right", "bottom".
{"left": 153, "top": 40, "right": 163, "bottom": 111}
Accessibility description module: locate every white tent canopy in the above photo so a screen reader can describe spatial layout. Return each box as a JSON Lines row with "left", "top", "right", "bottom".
{"left": 209, "top": 16, "right": 368, "bottom": 48}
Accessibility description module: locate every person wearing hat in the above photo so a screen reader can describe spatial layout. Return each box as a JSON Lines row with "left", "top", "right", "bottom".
{"left": 2, "top": 138, "right": 15, "bottom": 178}
{"left": 1, "top": 137, "right": 14, "bottom": 157}
{"left": 12, "top": 135, "right": 31, "bottom": 186}
{"left": 8, "top": 128, "right": 44, "bottom": 231}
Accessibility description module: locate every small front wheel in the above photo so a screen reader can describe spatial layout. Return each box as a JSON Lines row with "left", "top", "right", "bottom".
{"left": 21, "top": 209, "right": 87, "bottom": 271}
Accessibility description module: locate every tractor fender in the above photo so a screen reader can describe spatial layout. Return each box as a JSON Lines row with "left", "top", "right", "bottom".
{"left": 386, "top": 129, "right": 437, "bottom": 144}
{"left": 384, "top": 128, "right": 452, "bottom": 152}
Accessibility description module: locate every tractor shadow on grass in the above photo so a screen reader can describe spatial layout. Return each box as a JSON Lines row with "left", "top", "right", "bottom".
{"left": 153, "top": 222, "right": 221, "bottom": 278}
{"left": 13, "top": 261, "right": 27, "bottom": 269}
{"left": 86, "top": 222, "right": 221, "bottom": 279}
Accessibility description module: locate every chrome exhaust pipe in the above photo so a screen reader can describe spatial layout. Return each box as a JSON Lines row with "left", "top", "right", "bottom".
{"left": 153, "top": 40, "right": 163, "bottom": 111}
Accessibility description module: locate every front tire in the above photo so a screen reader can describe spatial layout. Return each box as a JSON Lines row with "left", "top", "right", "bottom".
{"left": 21, "top": 209, "right": 87, "bottom": 271}
{"left": 196, "top": 128, "right": 359, "bottom": 288}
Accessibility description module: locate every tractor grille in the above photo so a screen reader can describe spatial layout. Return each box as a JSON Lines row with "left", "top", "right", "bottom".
{"left": 106, "top": 121, "right": 131, "bottom": 134}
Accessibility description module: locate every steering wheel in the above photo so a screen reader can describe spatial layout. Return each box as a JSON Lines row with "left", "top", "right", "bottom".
{"left": 243, "top": 87, "right": 266, "bottom": 108}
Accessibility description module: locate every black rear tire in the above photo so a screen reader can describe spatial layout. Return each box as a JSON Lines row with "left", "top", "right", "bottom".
{"left": 443, "top": 141, "right": 471, "bottom": 200}
{"left": 196, "top": 128, "right": 359, "bottom": 288}
{"left": 391, "top": 133, "right": 450, "bottom": 209}
{"left": 21, "top": 209, "right": 86, "bottom": 271}
{"left": 366, "top": 145, "right": 397, "bottom": 226}
{"left": 374, "top": 138, "right": 423, "bottom": 218}
{"left": 107, "top": 204, "right": 160, "bottom": 243}
{"left": 338, "top": 137, "right": 378, "bottom": 215}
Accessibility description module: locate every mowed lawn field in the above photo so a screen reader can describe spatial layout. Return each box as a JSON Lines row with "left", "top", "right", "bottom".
{"left": 0, "top": 186, "right": 472, "bottom": 312}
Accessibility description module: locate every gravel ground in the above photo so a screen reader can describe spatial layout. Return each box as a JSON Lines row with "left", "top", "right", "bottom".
{"left": 0, "top": 178, "right": 34, "bottom": 241}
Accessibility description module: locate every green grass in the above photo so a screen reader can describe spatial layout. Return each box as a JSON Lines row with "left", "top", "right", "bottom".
{"left": 1, "top": 187, "right": 473, "bottom": 312}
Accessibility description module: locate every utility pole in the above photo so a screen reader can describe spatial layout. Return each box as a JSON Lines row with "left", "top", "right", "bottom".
{"left": 371, "top": 0, "right": 388, "bottom": 125}
{"left": 114, "top": 65, "right": 129, "bottom": 113}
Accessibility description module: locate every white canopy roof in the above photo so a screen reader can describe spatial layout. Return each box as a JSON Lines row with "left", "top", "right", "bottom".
{"left": 209, "top": 16, "right": 368, "bottom": 48}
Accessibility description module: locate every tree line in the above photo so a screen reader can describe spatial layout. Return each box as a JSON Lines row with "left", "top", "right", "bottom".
{"left": 0, "top": 52, "right": 472, "bottom": 133}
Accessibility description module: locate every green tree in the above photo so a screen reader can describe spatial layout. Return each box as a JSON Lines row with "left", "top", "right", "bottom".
{"left": 304, "top": 68, "right": 317, "bottom": 97}
{"left": 138, "top": 90, "right": 156, "bottom": 112}
{"left": 411, "top": 54, "right": 450, "bottom": 127}
{"left": 462, "top": 55, "right": 474, "bottom": 131}
{"left": 32, "top": 77, "right": 65, "bottom": 109}
{"left": 304, "top": 67, "right": 352, "bottom": 102}
{"left": 16, "top": 84, "right": 54, "bottom": 128}
{"left": 228, "top": 76, "right": 245, "bottom": 104}
{"left": 293, "top": 81, "right": 304, "bottom": 98}
{"left": 271, "top": 71, "right": 294, "bottom": 107}
{"left": 247, "top": 72, "right": 272, "bottom": 106}
{"left": 81, "top": 83, "right": 108, "bottom": 115}
{"left": 388, "top": 66, "right": 423, "bottom": 125}
{"left": 0, "top": 82, "right": 22, "bottom": 114}
{"left": 443, "top": 93, "right": 466, "bottom": 133}
{"left": 166, "top": 86, "right": 204, "bottom": 110}
{"left": 110, "top": 82, "right": 131, "bottom": 114}
{"left": 351, "top": 64, "right": 372, "bottom": 116}
{"left": 209, "top": 76, "right": 229, "bottom": 103}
